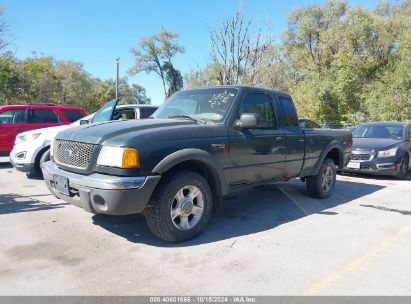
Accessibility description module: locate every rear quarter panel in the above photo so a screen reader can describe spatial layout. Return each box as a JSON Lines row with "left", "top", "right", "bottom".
{"left": 301, "top": 128, "right": 352, "bottom": 176}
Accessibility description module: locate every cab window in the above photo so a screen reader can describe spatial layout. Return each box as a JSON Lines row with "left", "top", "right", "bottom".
{"left": 0, "top": 109, "right": 27, "bottom": 124}
{"left": 239, "top": 93, "right": 276, "bottom": 128}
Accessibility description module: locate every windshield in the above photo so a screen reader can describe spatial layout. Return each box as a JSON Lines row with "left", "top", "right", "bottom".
{"left": 353, "top": 124, "right": 405, "bottom": 139}
{"left": 91, "top": 99, "right": 117, "bottom": 123}
{"left": 152, "top": 88, "right": 238, "bottom": 123}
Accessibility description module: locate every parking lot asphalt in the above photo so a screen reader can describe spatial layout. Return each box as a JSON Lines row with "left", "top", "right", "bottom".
{"left": 1, "top": 156, "right": 411, "bottom": 295}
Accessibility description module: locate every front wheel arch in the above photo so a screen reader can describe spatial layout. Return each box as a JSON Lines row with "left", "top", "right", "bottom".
{"left": 152, "top": 149, "right": 229, "bottom": 211}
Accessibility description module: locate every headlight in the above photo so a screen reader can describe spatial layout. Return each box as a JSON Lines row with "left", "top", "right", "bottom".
{"left": 377, "top": 147, "right": 398, "bottom": 158}
{"left": 97, "top": 146, "right": 140, "bottom": 168}
{"left": 14, "top": 133, "right": 41, "bottom": 145}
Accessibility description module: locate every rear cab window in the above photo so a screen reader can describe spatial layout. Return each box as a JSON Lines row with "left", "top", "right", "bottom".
{"left": 278, "top": 96, "right": 299, "bottom": 128}
{"left": 62, "top": 109, "right": 85, "bottom": 122}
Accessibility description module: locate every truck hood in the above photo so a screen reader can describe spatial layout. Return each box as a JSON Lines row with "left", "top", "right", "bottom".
{"left": 55, "top": 119, "right": 206, "bottom": 145}
{"left": 352, "top": 137, "right": 403, "bottom": 151}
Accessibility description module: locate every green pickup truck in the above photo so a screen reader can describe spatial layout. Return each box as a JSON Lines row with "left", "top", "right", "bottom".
{"left": 42, "top": 86, "right": 352, "bottom": 242}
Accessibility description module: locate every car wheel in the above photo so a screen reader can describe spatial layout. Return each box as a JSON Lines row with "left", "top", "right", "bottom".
{"left": 306, "top": 158, "right": 336, "bottom": 199}
{"left": 39, "top": 148, "right": 51, "bottom": 169}
{"left": 396, "top": 155, "right": 409, "bottom": 180}
{"left": 145, "top": 171, "right": 213, "bottom": 243}
{"left": 26, "top": 148, "right": 51, "bottom": 179}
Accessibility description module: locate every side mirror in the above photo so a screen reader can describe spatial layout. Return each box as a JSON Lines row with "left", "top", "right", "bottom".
{"left": 79, "top": 119, "right": 89, "bottom": 125}
{"left": 235, "top": 113, "right": 260, "bottom": 129}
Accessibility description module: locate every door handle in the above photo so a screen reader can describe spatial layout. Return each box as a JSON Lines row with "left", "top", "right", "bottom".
{"left": 276, "top": 137, "right": 283, "bottom": 143}
{"left": 15, "top": 128, "right": 25, "bottom": 132}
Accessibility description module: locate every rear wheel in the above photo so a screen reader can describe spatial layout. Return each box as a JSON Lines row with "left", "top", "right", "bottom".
{"left": 396, "top": 155, "right": 409, "bottom": 180}
{"left": 145, "top": 171, "right": 213, "bottom": 243}
{"left": 306, "top": 158, "right": 336, "bottom": 198}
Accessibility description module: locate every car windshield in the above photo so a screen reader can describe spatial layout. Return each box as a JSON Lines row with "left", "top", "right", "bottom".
{"left": 352, "top": 124, "right": 404, "bottom": 139}
{"left": 152, "top": 88, "right": 238, "bottom": 123}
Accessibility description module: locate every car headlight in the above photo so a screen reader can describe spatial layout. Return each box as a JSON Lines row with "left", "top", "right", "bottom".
{"left": 97, "top": 146, "right": 140, "bottom": 168}
{"left": 15, "top": 133, "right": 41, "bottom": 145}
{"left": 377, "top": 147, "right": 398, "bottom": 158}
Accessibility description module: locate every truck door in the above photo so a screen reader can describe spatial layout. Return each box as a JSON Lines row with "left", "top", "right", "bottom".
{"left": 277, "top": 96, "right": 305, "bottom": 178}
{"left": 228, "top": 92, "right": 286, "bottom": 184}
{"left": 0, "top": 107, "right": 28, "bottom": 154}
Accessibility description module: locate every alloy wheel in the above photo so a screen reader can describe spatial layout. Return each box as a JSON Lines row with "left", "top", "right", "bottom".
{"left": 170, "top": 185, "right": 204, "bottom": 231}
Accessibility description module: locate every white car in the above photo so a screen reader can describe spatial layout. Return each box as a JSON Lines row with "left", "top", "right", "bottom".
{"left": 10, "top": 103, "right": 158, "bottom": 176}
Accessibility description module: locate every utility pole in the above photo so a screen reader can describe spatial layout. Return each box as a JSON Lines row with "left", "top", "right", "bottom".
{"left": 115, "top": 57, "right": 120, "bottom": 99}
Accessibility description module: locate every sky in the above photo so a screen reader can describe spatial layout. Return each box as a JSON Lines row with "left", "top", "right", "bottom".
{"left": 1, "top": 0, "right": 377, "bottom": 105}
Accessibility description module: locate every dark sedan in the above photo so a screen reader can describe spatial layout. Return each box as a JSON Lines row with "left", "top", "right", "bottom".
{"left": 343, "top": 122, "right": 411, "bottom": 179}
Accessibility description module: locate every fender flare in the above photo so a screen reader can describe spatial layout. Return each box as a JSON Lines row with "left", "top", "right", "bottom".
{"left": 312, "top": 141, "right": 344, "bottom": 175}
{"left": 152, "top": 148, "right": 229, "bottom": 196}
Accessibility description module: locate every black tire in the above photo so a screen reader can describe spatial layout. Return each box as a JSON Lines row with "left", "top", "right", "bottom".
{"left": 145, "top": 171, "right": 213, "bottom": 243}
{"left": 39, "top": 148, "right": 51, "bottom": 169}
{"left": 396, "top": 155, "right": 409, "bottom": 180}
{"left": 306, "top": 158, "right": 336, "bottom": 199}
{"left": 27, "top": 148, "right": 50, "bottom": 178}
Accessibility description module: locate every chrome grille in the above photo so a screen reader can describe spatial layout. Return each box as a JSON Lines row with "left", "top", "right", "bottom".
{"left": 351, "top": 153, "right": 372, "bottom": 161}
{"left": 54, "top": 139, "right": 95, "bottom": 169}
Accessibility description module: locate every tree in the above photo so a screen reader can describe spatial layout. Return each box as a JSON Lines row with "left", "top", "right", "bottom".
{"left": 284, "top": 0, "right": 411, "bottom": 122}
{"left": 0, "top": 5, "right": 9, "bottom": 52}
{"left": 209, "top": 10, "right": 273, "bottom": 85}
{"left": 0, "top": 53, "right": 25, "bottom": 103}
{"left": 129, "top": 26, "right": 185, "bottom": 99}
{"left": 184, "top": 64, "right": 224, "bottom": 88}
{"left": 0, "top": 52, "right": 152, "bottom": 112}
{"left": 163, "top": 62, "right": 183, "bottom": 97}
{"left": 54, "top": 61, "right": 93, "bottom": 105}
{"left": 129, "top": 84, "right": 151, "bottom": 104}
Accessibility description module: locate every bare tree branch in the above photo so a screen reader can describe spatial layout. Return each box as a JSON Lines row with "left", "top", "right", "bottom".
{"left": 208, "top": 10, "right": 273, "bottom": 85}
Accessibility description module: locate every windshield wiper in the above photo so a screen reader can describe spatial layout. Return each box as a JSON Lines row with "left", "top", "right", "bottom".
{"left": 168, "top": 115, "right": 207, "bottom": 124}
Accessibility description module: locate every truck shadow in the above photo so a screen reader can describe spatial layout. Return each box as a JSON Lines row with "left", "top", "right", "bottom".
{"left": 91, "top": 179, "right": 384, "bottom": 247}
{"left": 0, "top": 193, "right": 68, "bottom": 215}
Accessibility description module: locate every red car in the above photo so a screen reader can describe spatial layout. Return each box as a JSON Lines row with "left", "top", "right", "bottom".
{"left": 0, "top": 104, "right": 87, "bottom": 156}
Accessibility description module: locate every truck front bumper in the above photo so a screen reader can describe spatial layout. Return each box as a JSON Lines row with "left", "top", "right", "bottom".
{"left": 42, "top": 161, "right": 161, "bottom": 215}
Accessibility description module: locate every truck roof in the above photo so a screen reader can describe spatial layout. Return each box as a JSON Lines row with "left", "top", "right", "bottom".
{"left": 191, "top": 85, "right": 292, "bottom": 99}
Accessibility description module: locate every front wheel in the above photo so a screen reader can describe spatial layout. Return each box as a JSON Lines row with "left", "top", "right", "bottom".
{"left": 145, "top": 171, "right": 213, "bottom": 243}
{"left": 306, "top": 158, "right": 336, "bottom": 199}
